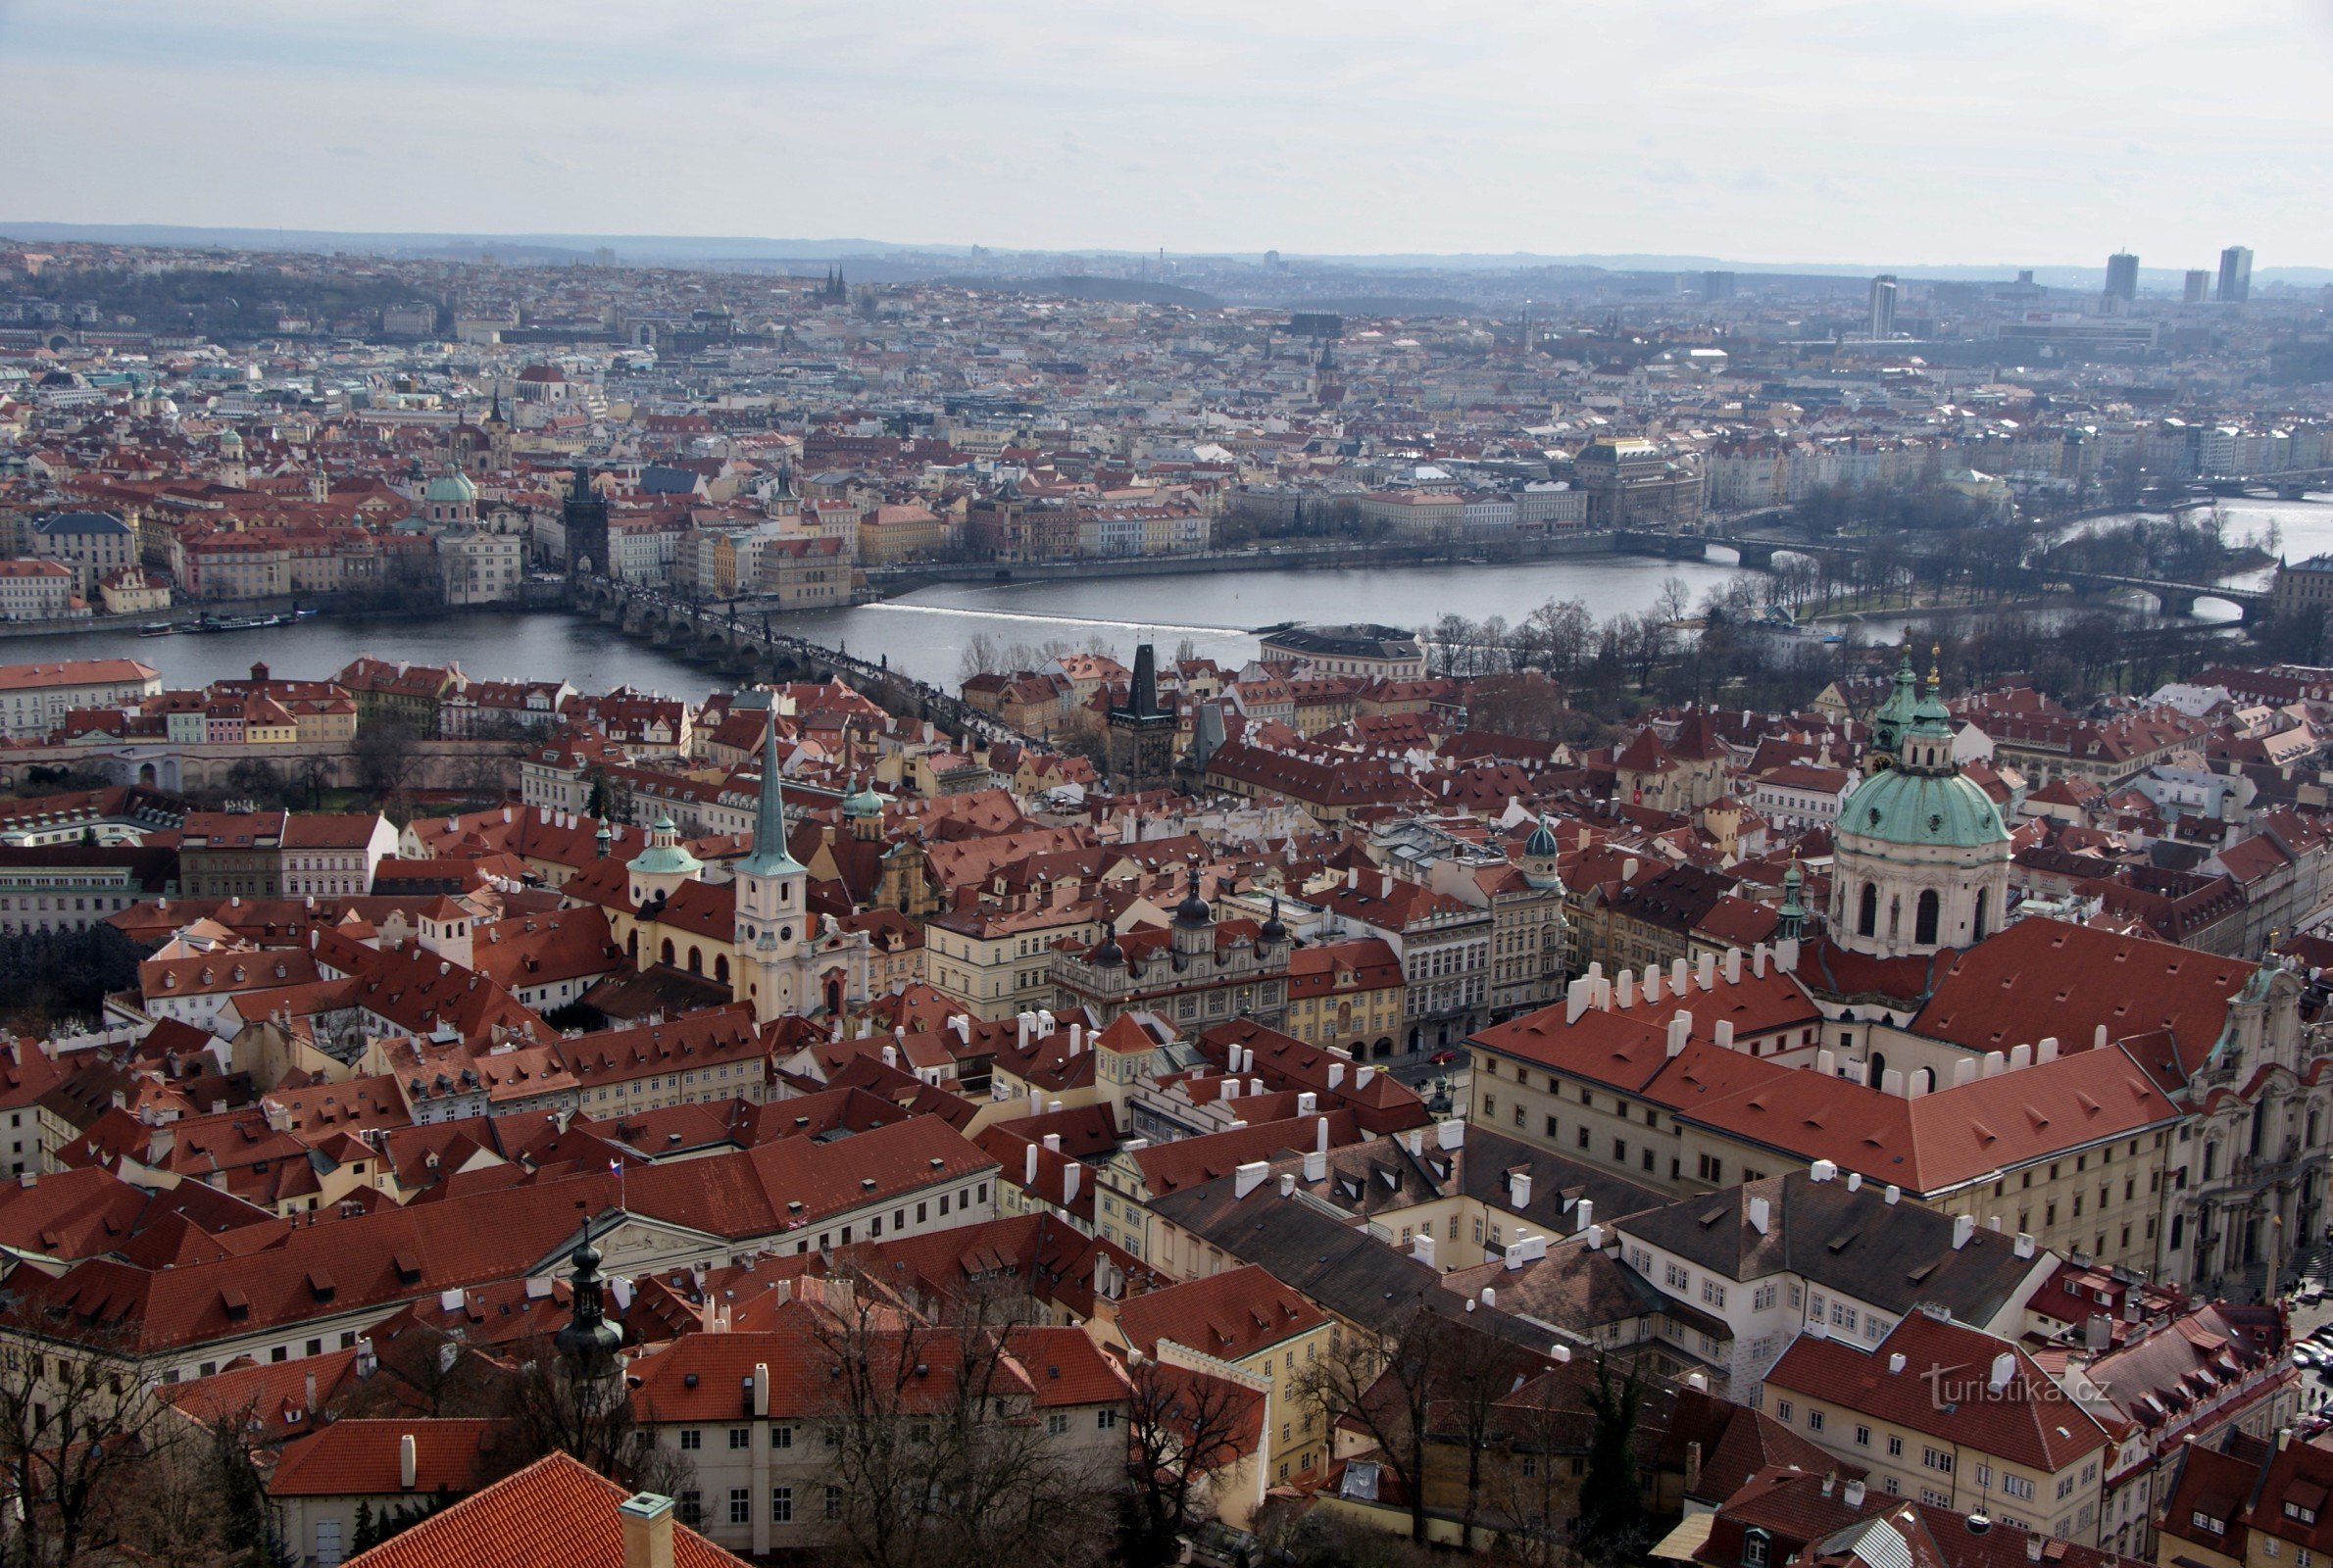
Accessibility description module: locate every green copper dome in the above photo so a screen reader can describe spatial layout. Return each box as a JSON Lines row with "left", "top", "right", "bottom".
{"left": 1840, "top": 765, "right": 2008, "bottom": 851}
{"left": 424, "top": 469, "right": 478, "bottom": 505}
{"left": 842, "top": 777, "right": 883, "bottom": 818}
{"left": 1523, "top": 813, "right": 1560, "bottom": 859}
{"left": 627, "top": 811, "right": 703, "bottom": 877}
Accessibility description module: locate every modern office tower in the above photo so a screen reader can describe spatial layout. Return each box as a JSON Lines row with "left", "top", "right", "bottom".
{"left": 2106, "top": 252, "right": 2139, "bottom": 303}
{"left": 1867, "top": 274, "right": 1898, "bottom": 339}
{"left": 2185, "top": 270, "right": 2211, "bottom": 305}
{"left": 1702, "top": 270, "right": 1737, "bottom": 301}
{"left": 2218, "top": 246, "right": 2254, "bottom": 303}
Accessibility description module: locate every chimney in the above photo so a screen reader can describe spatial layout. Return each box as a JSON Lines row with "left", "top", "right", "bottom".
{"left": 620, "top": 1494, "right": 676, "bottom": 1568}
{"left": 2013, "top": 1232, "right": 2035, "bottom": 1258}
{"left": 1303, "top": 1150, "right": 1326, "bottom": 1182}
{"left": 304, "top": 1371, "right": 318, "bottom": 1414}
{"left": 1297, "top": 1091, "right": 1317, "bottom": 1115}
{"left": 1412, "top": 1232, "right": 1436, "bottom": 1267}
{"left": 1024, "top": 1145, "right": 1039, "bottom": 1184}
{"left": 1697, "top": 952, "right": 1716, "bottom": 991}
{"left": 399, "top": 1432, "right": 418, "bottom": 1490}
{"left": 1752, "top": 943, "right": 1768, "bottom": 979}
{"left": 1810, "top": 1159, "right": 1837, "bottom": 1182}
{"left": 1064, "top": 1163, "right": 1080, "bottom": 1207}
{"left": 1233, "top": 1160, "right": 1270, "bottom": 1200}
{"left": 1509, "top": 1171, "right": 1533, "bottom": 1210}
{"left": 753, "top": 1363, "right": 770, "bottom": 1416}
{"left": 1665, "top": 1013, "right": 1691, "bottom": 1058}
{"left": 1685, "top": 1440, "right": 1703, "bottom": 1495}
{"left": 1042, "top": 1133, "right": 1062, "bottom": 1152}
{"left": 1884, "top": 1184, "right": 1901, "bottom": 1205}
{"left": 1437, "top": 1119, "right": 1465, "bottom": 1151}
{"left": 1565, "top": 976, "right": 1593, "bottom": 1024}
{"left": 2025, "top": 1537, "right": 2045, "bottom": 1565}
{"left": 1722, "top": 948, "right": 1742, "bottom": 985}
{"left": 1278, "top": 1172, "right": 1295, "bottom": 1198}
{"left": 1356, "top": 1065, "right": 1375, "bottom": 1091}
{"left": 1574, "top": 1199, "right": 1594, "bottom": 1233}
{"left": 1748, "top": 1196, "right": 1769, "bottom": 1234}
{"left": 1844, "top": 1479, "right": 1866, "bottom": 1508}
{"left": 1327, "top": 1060, "right": 1346, "bottom": 1089}
{"left": 1952, "top": 1214, "right": 1975, "bottom": 1250}
{"left": 1713, "top": 1019, "right": 1734, "bottom": 1052}
{"left": 1315, "top": 1116, "right": 1330, "bottom": 1153}
{"left": 1888, "top": 1352, "right": 1907, "bottom": 1374}
{"left": 1480, "top": 1286, "right": 1498, "bottom": 1306}
{"left": 1670, "top": 957, "right": 1689, "bottom": 995}
{"left": 1615, "top": 970, "right": 1636, "bottom": 1009}
{"left": 1069, "top": 1023, "right": 1083, "bottom": 1054}
{"left": 1644, "top": 964, "right": 1663, "bottom": 1004}
{"left": 1987, "top": 1350, "right": 2014, "bottom": 1392}
{"left": 2085, "top": 1313, "right": 2111, "bottom": 1349}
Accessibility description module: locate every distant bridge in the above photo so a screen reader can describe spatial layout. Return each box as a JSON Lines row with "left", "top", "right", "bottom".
{"left": 570, "top": 577, "right": 1041, "bottom": 747}
{"left": 1613, "top": 530, "right": 2272, "bottom": 623}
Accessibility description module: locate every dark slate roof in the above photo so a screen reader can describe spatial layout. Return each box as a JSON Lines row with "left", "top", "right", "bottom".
{"left": 1614, "top": 1170, "right": 2041, "bottom": 1323}
{"left": 36, "top": 511, "right": 132, "bottom": 536}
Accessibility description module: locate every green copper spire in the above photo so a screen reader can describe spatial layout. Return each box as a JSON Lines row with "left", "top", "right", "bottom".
{"left": 737, "top": 716, "right": 805, "bottom": 878}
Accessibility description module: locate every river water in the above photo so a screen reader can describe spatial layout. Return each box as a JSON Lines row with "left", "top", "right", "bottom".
{"left": 25, "top": 500, "right": 2332, "bottom": 698}
{"left": 29, "top": 552, "right": 1752, "bottom": 696}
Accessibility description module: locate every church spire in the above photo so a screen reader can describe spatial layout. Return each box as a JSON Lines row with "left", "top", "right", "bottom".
{"left": 737, "top": 714, "right": 805, "bottom": 877}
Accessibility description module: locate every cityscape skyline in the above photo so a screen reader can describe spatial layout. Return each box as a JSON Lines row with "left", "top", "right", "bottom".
{"left": 3, "top": 0, "right": 2329, "bottom": 268}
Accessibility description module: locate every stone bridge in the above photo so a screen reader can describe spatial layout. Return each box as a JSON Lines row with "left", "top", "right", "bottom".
{"left": 574, "top": 577, "right": 1040, "bottom": 748}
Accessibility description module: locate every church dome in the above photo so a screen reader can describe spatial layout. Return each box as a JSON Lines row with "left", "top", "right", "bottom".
{"left": 627, "top": 811, "right": 703, "bottom": 877}
{"left": 1523, "top": 813, "right": 1560, "bottom": 859}
{"left": 842, "top": 777, "right": 884, "bottom": 818}
{"left": 424, "top": 469, "right": 478, "bottom": 505}
{"left": 1839, "top": 765, "right": 2008, "bottom": 851}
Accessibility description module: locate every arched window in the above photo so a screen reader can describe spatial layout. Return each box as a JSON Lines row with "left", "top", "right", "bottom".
{"left": 1914, "top": 890, "right": 1940, "bottom": 947}
{"left": 1858, "top": 882, "right": 1878, "bottom": 938}
{"left": 1973, "top": 888, "right": 1990, "bottom": 942}
{"left": 686, "top": 946, "right": 702, "bottom": 974}
{"left": 660, "top": 938, "right": 675, "bottom": 966}
{"left": 715, "top": 955, "right": 729, "bottom": 984}
{"left": 1868, "top": 1052, "right": 1888, "bottom": 1088}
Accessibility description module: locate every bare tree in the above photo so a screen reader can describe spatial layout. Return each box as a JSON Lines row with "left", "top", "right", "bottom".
{"left": 958, "top": 633, "right": 1007, "bottom": 684}
{"left": 812, "top": 1291, "right": 1114, "bottom": 1568}
{"left": 1119, "top": 1358, "right": 1261, "bottom": 1568}
{"left": 1293, "top": 1301, "right": 1452, "bottom": 1545}
{"left": 0, "top": 1319, "right": 185, "bottom": 1568}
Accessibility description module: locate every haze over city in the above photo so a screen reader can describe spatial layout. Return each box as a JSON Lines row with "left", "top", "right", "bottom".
{"left": 5, "top": 0, "right": 2332, "bottom": 268}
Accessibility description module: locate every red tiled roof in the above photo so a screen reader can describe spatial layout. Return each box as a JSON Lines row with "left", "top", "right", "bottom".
{"left": 343, "top": 1451, "right": 747, "bottom": 1568}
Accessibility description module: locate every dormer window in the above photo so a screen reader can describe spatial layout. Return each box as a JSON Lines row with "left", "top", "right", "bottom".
{"left": 1743, "top": 1530, "right": 1770, "bottom": 1568}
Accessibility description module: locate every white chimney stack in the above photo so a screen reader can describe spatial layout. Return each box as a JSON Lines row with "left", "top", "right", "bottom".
{"left": 1748, "top": 1196, "right": 1769, "bottom": 1234}
{"left": 1713, "top": 1019, "right": 1734, "bottom": 1052}
{"left": 1510, "top": 1171, "right": 1533, "bottom": 1210}
{"left": 1233, "top": 1160, "right": 1269, "bottom": 1199}
{"left": 1953, "top": 1214, "right": 1975, "bottom": 1250}
{"left": 1722, "top": 948, "right": 1742, "bottom": 985}
{"left": 399, "top": 1432, "right": 418, "bottom": 1491}
{"left": 1064, "top": 1163, "right": 1080, "bottom": 1206}
{"left": 1024, "top": 1144, "right": 1039, "bottom": 1184}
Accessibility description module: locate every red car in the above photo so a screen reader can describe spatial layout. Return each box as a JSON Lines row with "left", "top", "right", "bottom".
{"left": 1428, "top": 1049, "right": 1460, "bottom": 1066}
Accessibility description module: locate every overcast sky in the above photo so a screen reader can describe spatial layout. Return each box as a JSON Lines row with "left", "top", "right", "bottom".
{"left": 4, "top": 0, "right": 2328, "bottom": 270}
